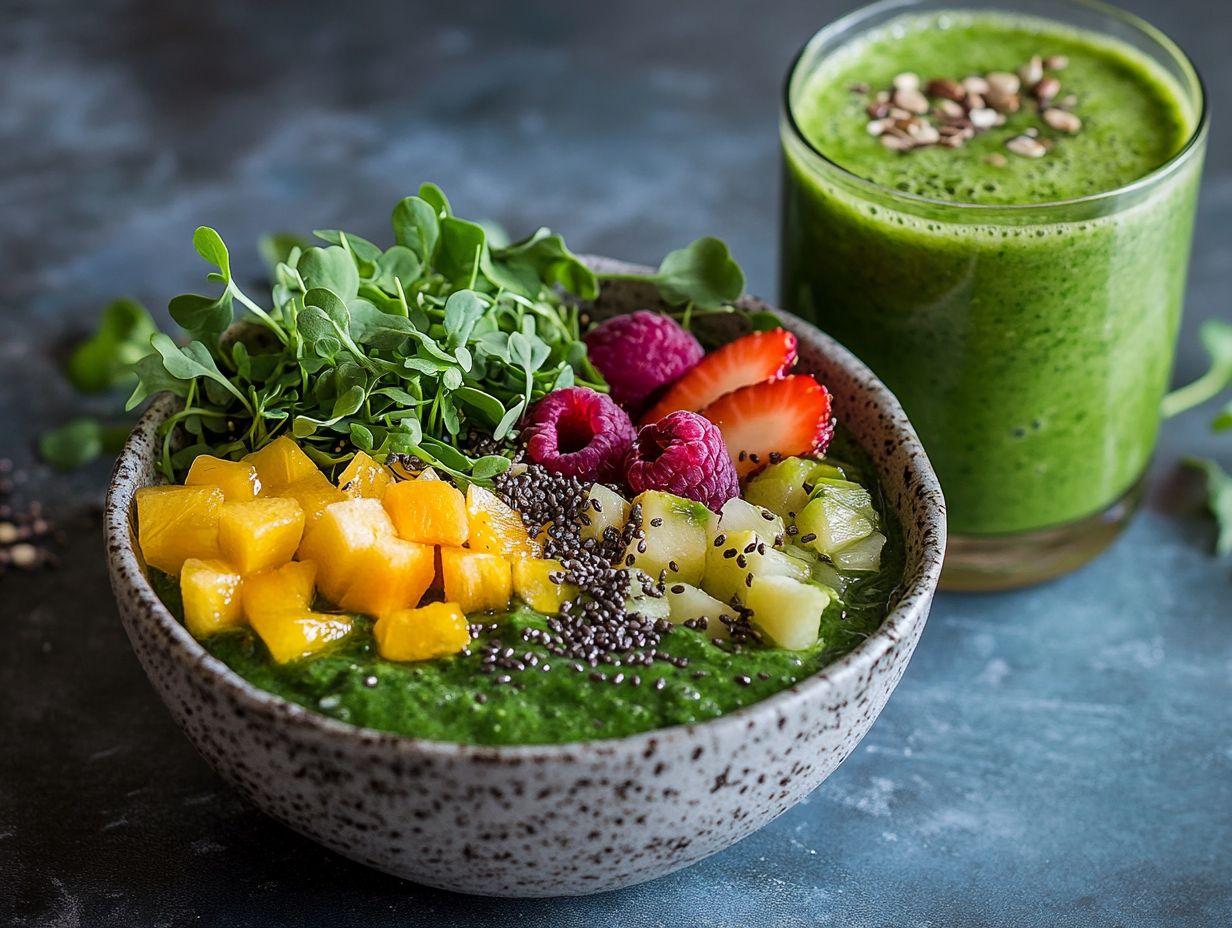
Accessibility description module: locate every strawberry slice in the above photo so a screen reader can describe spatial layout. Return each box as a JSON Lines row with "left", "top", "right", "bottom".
{"left": 639, "top": 328, "right": 797, "bottom": 426}
{"left": 700, "top": 375, "right": 835, "bottom": 479}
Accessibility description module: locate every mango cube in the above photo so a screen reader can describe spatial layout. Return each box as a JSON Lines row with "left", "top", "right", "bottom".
{"left": 250, "top": 609, "right": 353, "bottom": 664}
{"left": 373, "top": 602, "right": 471, "bottom": 662}
{"left": 218, "top": 498, "right": 305, "bottom": 575}
{"left": 465, "top": 485, "right": 541, "bottom": 558}
{"left": 278, "top": 470, "right": 346, "bottom": 525}
{"left": 512, "top": 558, "right": 575, "bottom": 614}
{"left": 242, "top": 560, "right": 317, "bottom": 621}
{"left": 383, "top": 479, "right": 469, "bottom": 546}
{"left": 440, "top": 547, "right": 511, "bottom": 614}
{"left": 297, "top": 499, "right": 434, "bottom": 616}
{"left": 180, "top": 558, "right": 244, "bottom": 638}
{"left": 243, "top": 436, "right": 318, "bottom": 493}
{"left": 185, "top": 455, "right": 262, "bottom": 500}
{"left": 136, "top": 485, "right": 224, "bottom": 574}
{"left": 338, "top": 451, "right": 391, "bottom": 499}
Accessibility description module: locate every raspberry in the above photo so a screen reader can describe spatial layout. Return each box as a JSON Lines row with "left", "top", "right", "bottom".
{"left": 624, "top": 411, "right": 739, "bottom": 511}
{"left": 584, "top": 311, "right": 704, "bottom": 414}
{"left": 524, "top": 387, "right": 636, "bottom": 483}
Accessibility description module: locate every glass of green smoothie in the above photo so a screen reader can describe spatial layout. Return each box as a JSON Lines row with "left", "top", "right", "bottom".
{"left": 780, "top": 0, "right": 1207, "bottom": 590}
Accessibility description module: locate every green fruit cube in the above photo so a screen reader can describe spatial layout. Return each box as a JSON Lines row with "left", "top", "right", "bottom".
{"left": 665, "top": 582, "right": 735, "bottom": 639}
{"left": 796, "top": 495, "right": 875, "bottom": 557}
{"left": 745, "top": 575, "right": 831, "bottom": 650}
{"left": 579, "top": 483, "right": 630, "bottom": 543}
{"left": 716, "top": 497, "right": 785, "bottom": 542}
{"left": 623, "top": 491, "right": 712, "bottom": 585}
{"left": 703, "top": 529, "right": 810, "bottom": 606}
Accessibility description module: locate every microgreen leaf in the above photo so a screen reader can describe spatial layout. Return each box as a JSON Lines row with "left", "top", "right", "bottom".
{"left": 391, "top": 197, "right": 440, "bottom": 263}
{"left": 443, "top": 290, "right": 487, "bottom": 348}
{"left": 258, "top": 232, "right": 311, "bottom": 274}
{"left": 418, "top": 182, "right": 452, "bottom": 218}
{"left": 1184, "top": 457, "right": 1232, "bottom": 556}
{"left": 168, "top": 291, "right": 233, "bottom": 349}
{"left": 653, "top": 237, "right": 744, "bottom": 308}
{"left": 66, "top": 298, "right": 158, "bottom": 393}
{"left": 437, "top": 216, "right": 487, "bottom": 288}
{"left": 1163, "top": 320, "right": 1232, "bottom": 419}
{"left": 313, "top": 229, "right": 383, "bottom": 264}
{"left": 298, "top": 247, "right": 360, "bottom": 303}
{"left": 193, "top": 227, "right": 231, "bottom": 279}
{"left": 491, "top": 228, "right": 599, "bottom": 299}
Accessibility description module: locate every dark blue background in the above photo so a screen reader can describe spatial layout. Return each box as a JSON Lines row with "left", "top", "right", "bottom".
{"left": 1, "top": 1, "right": 1229, "bottom": 925}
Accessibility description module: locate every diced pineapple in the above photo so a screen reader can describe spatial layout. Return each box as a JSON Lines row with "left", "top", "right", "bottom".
{"left": 242, "top": 560, "right": 317, "bottom": 621}
{"left": 440, "top": 547, "right": 511, "bottom": 614}
{"left": 250, "top": 609, "right": 353, "bottom": 664}
{"left": 184, "top": 455, "right": 262, "bottom": 500}
{"left": 665, "top": 582, "right": 733, "bottom": 639}
{"left": 796, "top": 495, "right": 874, "bottom": 557}
{"left": 278, "top": 470, "right": 347, "bottom": 525}
{"left": 243, "top": 436, "right": 319, "bottom": 493}
{"left": 833, "top": 532, "right": 886, "bottom": 572}
{"left": 383, "top": 479, "right": 469, "bottom": 546}
{"left": 703, "top": 529, "right": 810, "bottom": 606}
{"left": 338, "top": 451, "right": 391, "bottom": 499}
{"left": 745, "top": 575, "right": 831, "bottom": 650}
{"left": 624, "top": 490, "right": 711, "bottom": 585}
{"left": 180, "top": 558, "right": 245, "bottom": 638}
{"left": 578, "top": 483, "right": 630, "bottom": 543}
{"left": 218, "top": 498, "right": 305, "bottom": 575}
{"left": 297, "top": 499, "right": 397, "bottom": 593}
{"left": 466, "top": 485, "right": 541, "bottom": 558}
{"left": 512, "top": 558, "right": 576, "bottom": 613}
{"left": 717, "top": 497, "right": 785, "bottom": 541}
{"left": 374, "top": 602, "right": 471, "bottom": 662}
{"left": 136, "top": 485, "right": 224, "bottom": 574}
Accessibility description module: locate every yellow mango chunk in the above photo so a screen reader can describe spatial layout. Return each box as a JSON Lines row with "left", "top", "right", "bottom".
{"left": 440, "top": 547, "right": 511, "bottom": 614}
{"left": 297, "top": 498, "right": 397, "bottom": 595}
{"left": 250, "top": 609, "right": 352, "bottom": 664}
{"left": 374, "top": 602, "right": 471, "bottom": 662}
{"left": 218, "top": 498, "right": 305, "bottom": 575}
{"left": 383, "top": 479, "right": 469, "bottom": 546}
{"left": 278, "top": 470, "right": 346, "bottom": 525}
{"left": 185, "top": 455, "right": 262, "bottom": 500}
{"left": 338, "top": 451, "right": 391, "bottom": 499}
{"left": 512, "top": 559, "right": 576, "bottom": 614}
{"left": 297, "top": 499, "right": 434, "bottom": 616}
{"left": 180, "top": 558, "right": 244, "bottom": 638}
{"left": 243, "top": 436, "right": 318, "bottom": 493}
{"left": 465, "top": 485, "right": 541, "bottom": 558}
{"left": 337, "top": 535, "right": 435, "bottom": 617}
{"left": 242, "top": 560, "right": 317, "bottom": 621}
{"left": 136, "top": 485, "right": 224, "bottom": 574}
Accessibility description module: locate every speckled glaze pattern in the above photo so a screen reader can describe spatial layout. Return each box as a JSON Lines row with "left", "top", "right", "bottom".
{"left": 103, "top": 262, "right": 946, "bottom": 897}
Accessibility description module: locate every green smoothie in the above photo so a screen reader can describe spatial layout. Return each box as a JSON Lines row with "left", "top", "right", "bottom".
{"left": 781, "top": 8, "right": 1204, "bottom": 537}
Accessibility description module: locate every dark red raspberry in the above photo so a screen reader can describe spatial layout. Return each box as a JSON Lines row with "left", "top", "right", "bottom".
{"left": 524, "top": 387, "right": 636, "bottom": 483}
{"left": 624, "top": 411, "right": 739, "bottom": 511}
{"left": 584, "top": 311, "right": 704, "bottom": 414}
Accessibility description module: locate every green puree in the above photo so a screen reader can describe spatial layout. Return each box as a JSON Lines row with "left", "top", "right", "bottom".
{"left": 795, "top": 12, "right": 1190, "bottom": 204}
{"left": 781, "top": 11, "right": 1203, "bottom": 534}
{"left": 154, "top": 435, "right": 904, "bottom": 746}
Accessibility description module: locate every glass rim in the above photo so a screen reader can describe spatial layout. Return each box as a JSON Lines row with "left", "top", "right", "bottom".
{"left": 780, "top": 0, "right": 1210, "bottom": 213}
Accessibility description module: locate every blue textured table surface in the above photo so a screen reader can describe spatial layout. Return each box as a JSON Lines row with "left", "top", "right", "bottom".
{"left": 1, "top": 1, "right": 1229, "bottom": 925}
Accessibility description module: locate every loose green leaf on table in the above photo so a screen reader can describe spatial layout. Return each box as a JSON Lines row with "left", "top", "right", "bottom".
{"left": 65, "top": 299, "right": 158, "bottom": 393}
{"left": 38, "top": 418, "right": 131, "bottom": 471}
{"left": 1185, "top": 457, "right": 1232, "bottom": 556}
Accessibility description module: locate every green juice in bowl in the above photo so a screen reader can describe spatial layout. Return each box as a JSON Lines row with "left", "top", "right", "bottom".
{"left": 780, "top": 0, "right": 1207, "bottom": 589}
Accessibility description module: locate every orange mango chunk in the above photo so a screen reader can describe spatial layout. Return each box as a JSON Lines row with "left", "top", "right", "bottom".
{"left": 242, "top": 560, "right": 317, "bottom": 622}
{"left": 278, "top": 470, "right": 346, "bottom": 525}
{"left": 218, "top": 498, "right": 305, "bottom": 574}
{"left": 512, "top": 559, "right": 576, "bottom": 614}
{"left": 250, "top": 609, "right": 352, "bottom": 664}
{"left": 338, "top": 451, "right": 391, "bottom": 499}
{"left": 297, "top": 499, "right": 434, "bottom": 616}
{"left": 180, "top": 558, "right": 244, "bottom": 638}
{"left": 383, "top": 479, "right": 469, "bottom": 546}
{"left": 465, "top": 485, "right": 541, "bottom": 559}
{"left": 440, "top": 547, "right": 511, "bottom": 614}
{"left": 136, "top": 485, "right": 224, "bottom": 574}
{"left": 243, "top": 436, "right": 319, "bottom": 493}
{"left": 185, "top": 455, "right": 262, "bottom": 500}
{"left": 373, "top": 602, "right": 471, "bottom": 662}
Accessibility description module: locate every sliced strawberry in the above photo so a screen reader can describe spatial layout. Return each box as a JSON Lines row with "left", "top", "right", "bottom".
{"left": 700, "top": 375, "right": 834, "bottom": 479}
{"left": 639, "top": 328, "right": 797, "bottom": 426}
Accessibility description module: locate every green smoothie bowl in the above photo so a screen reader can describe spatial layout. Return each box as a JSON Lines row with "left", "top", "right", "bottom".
{"left": 103, "top": 196, "right": 944, "bottom": 895}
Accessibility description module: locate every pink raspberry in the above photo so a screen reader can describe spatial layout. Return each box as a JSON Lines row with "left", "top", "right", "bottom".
{"left": 524, "top": 387, "right": 636, "bottom": 483}
{"left": 624, "top": 411, "right": 739, "bottom": 511}
{"left": 584, "top": 311, "right": 704, "bottom": 415}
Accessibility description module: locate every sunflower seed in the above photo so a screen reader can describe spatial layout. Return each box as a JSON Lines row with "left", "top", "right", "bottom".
{"left": 893, "top": 87, "right": 930, "bottom": 115}
{"left": 926, "top": 78, "right": 966, "bottom": 101}
{"left": 892, "top": 71, "right": 920, "bottom": 92}
{"left": 1044, "top": 54, "right": 1069, "bottom": 70}
{"left": 969, "top": 107, "right": 1000, "bottom": 129}
{"left": 1006, "top": 135, "right": 1047, "bottom": 158}
{"left": 1033, "top": 76, "right": 1061, "bottom": 103}
{"left": 963, "top": 75, "right": 991, "bottom": 96}
{"left": 1019, "top": 55, "right": 1044, "bottom": 87}
{"left": 986, "top": 71, "right": 1021, "bottom": 96}
{"left": 879, "top": 132, "right": 916, "bottom": 151}
{"left": 1042, "top": 107, "right": 1082, "bottom": 134}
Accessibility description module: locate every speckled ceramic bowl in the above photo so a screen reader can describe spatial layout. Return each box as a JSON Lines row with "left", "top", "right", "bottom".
{"left": 104, "top": 261, "right": 945, "bottom": 897}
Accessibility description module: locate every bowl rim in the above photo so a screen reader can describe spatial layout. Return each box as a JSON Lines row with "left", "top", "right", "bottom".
{"left": 104, "top": 268, "right": 946, "bottom": 761}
